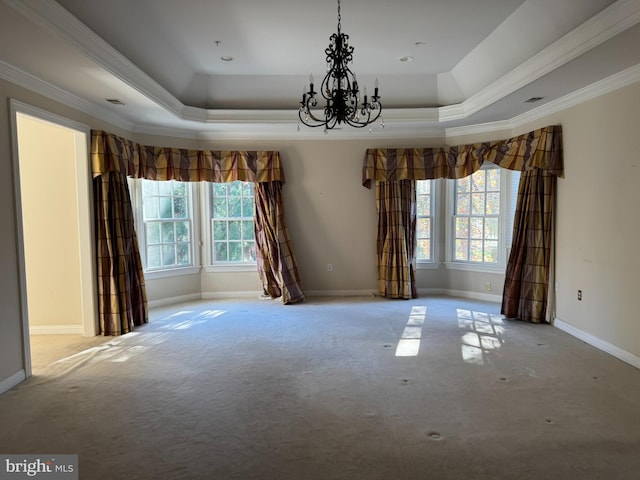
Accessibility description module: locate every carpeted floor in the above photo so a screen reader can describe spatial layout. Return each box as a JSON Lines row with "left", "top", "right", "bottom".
{"left": 1, "top": 296, "right": 639, "bottom": 479}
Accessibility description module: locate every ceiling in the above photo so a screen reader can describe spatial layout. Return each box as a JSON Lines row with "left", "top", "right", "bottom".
{"left": 1, "top": 0, "right": 640, "bottom": 139}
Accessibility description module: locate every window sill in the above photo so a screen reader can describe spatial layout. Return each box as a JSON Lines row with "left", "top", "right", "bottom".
{"left": 444, "top": 262, "right": 505, "bottom": 274}
{"left": 144, "top": 266, "right": 201, "bottom": 280}
{"left": 205, "top": 264, "right": 257, "bottom": 273}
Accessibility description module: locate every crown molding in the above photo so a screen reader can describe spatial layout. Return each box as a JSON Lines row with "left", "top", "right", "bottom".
{"left": 445, "top": 0, "right": 640, "bottom": 123}
{"left": 445, "top": 62, "right": 640, "bottom": 138}
{"left": 0, "top": 59, "right": 134, "bottom": 131}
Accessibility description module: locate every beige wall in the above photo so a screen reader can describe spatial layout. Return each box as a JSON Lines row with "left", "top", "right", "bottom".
{"left": 515, "top": 82, "right": 640, "bottom": 357}
{"left": 17, "top": 114, "right": 83, "bottom": 328}
{"left": 2, "top": 75, "right": 640, "bottom": 391}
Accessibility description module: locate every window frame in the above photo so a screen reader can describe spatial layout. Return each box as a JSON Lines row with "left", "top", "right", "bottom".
{"left": 444, "top": 165, "right": 520, "bottom": 273}
{"left": 129, "top": 178, "right": 200, "bottom": 279}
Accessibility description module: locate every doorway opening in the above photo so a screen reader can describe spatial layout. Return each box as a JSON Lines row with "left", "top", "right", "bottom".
{"left": 10, "top": 101, "right": 97, "bottom": 378}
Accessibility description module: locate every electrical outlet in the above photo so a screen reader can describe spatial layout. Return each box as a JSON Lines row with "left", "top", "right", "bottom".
{"left": 485, "top": 282, "right": 492, "bottom": 292}
{"left": 577, "top": 290, "right": 582, "bottom": 301}
{"left": 327, "top": 263, "right": 333, "bottom": 272}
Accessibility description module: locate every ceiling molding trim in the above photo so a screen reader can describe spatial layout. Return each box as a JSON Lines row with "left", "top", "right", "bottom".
{"left": 0, "top": 59, "right": 134, "bottom": 131}
{"left": 445, "top": 62, "right": 640, "bottom": 138}
{"left": 444, "top": 0, "right": 640, "bottom": 123}
{"left": 5, "top": 0, "right": 185, "bottom": 118}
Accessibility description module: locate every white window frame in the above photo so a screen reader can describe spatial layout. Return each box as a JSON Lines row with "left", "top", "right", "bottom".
{"left": 129, "top": 178, "right": 200, "bottom": 279}
{"left": 444, "top": 165, "right": 520, "bottom": 273}
{"left": 415, "top": 179, "right": 440, "bottom": 269}
{"left": 203, "top": 181, "right": 257, "bottom": 273}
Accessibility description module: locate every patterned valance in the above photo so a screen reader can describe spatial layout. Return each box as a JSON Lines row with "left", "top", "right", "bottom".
{"left": 362, "top": 125, "right": 563, "bottom": 187}
{"left": 91, "top": 130, "right": 285, "bottom": 183}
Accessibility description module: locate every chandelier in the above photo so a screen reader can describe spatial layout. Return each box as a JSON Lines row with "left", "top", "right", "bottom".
{"left": 298, "top": 0, "right": 383, "bottom": 131}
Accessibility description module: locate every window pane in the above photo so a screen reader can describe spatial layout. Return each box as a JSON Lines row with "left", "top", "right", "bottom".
{"left": 455, "top": 217, "right": 469, "bottom": 239}
{"left": 471, "top": 193, "right": 485, "bottom": 215}
{"left": 229, "top": 242, "right": 243, "bottom": 261}
{"left": 417, "top": 181, "right": 430, "bottom": 195}
{"left": 213, "top": 197, "right": 228, "bottom": 217}
{"left": 242, "top": 221, "right": 254, "bottom": 240}
{"left": 485, "top": 218, "right": 499, "bottom": 240}
{"left": 161, "top": 222, "right": 175, "bottom": 243}
{"left": 176, "top": 221, "right": 190, "bottom": 242}
{"left": 470, "top": 217, "right": 484, "bottom": 239}
{"left": 177, "top": 243, "right": 190, "bottom": 265}
{"left": 486, "top": 193, "right": 500, "bottom": 214}
{"left": 213, "top": 220, "right": 227, "bottom": 240}
{"left": 484, "top": 241, "right": 498, "bottom": 263}
{"left": 417, "top": 195, "right": 430, "bottom": 214}
{"left": 162, "top": 244, "right": 175, "bottom": 266}
{"left": 241, "top": 182, "right": 253, "bottom": 197}
{"left": 173, "top": 182, "right": 186, "bottom": 196}
{"left": 471, "top": 171, "right": 486, "bottom": 192}
{"left": 228, "top": 220, "right": 241, "bottom": 240}
{"left": 417, "top": 239, "right": 431, "bottom": 260}
{"left": 214, "top": 242, "right": 228, "bottom": 261}
{"left": 147, "top": 245, "right": 161, "bottom": 268}
{"left": 146, "top": 222, "right": 160, "bottom": 244}
{"left": 455, "top": 239, "right": 468, "bottom": 261}
{"left": 456, "top": 194, "right": 470, "bottom": 215}
{"left": 228, "top": 197, "right": 242, "bottom": 217}
{"left": 228, "top": 182, "right": 241, "bottom": 197}
{"left": 457, "top": 177, "right": 470, "bottom": 193}
{"left": 142, "top": 180, "right": 157, "bottom": 195}
{"left": 487, "top": 169, "right": 500, "bottom": 190}
{"left": 244, "top": 241, "right": 256, "bottom": 261}
{"left": 158, "top": 182, "right": 173, "bottom": 196}
{"left": 469, "top": 240, "right": 483, "bottom": 262}
{"left": 241, "top": 197, "right": 254, "bottom": 218}
{"left": 173, "top": 197, "right": 187, "bottom": 218}
{"left": 159, "top": 197, "right": 172, "bottom": 218}
{"left": 416, "top": 218, "right": 430, "bottom": 239}
{"left": 143, "top": 198, "right": 159, "bottom": 220}
{"left": 213, "top": 184, "right": 227, "bottom": 196}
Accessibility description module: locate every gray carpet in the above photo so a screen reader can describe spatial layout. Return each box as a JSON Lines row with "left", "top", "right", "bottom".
{"left": 1, "top": 296, "right": 639, "bottom": 479}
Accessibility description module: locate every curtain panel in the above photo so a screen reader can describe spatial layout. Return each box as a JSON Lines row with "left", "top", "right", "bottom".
{"left": 376, "top": 180, "right": 417, "bottom": 299}
{"left": 361, "top": 126, "right": 563, "bottom": 323}
{"left": 91, "top": 131, "right": 303, "bottom": 335}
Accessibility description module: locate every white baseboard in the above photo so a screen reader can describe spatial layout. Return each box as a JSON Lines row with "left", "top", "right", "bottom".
{"left": 554, "top": 318, "right": 640, "bottom": 370}
{"left": 201, "top": 291, "right": 263, "bottom": 300}
{"left": 29, "top": 325, "right": 83, "bottom": 335}
{"left": 306, "top": 289, "right": 378, "bottom": 297}
{"left": 148, "top": 293, "right": 202, "bottom": 308}
{"left": 0, "top": 370, "right": 26, "bottom": 395}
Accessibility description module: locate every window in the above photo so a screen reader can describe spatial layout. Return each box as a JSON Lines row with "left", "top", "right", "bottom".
{"left": 139, "top": 180, "right": 193, "bottom": 270}
{"left": 211, "top": 181, "right": 256, "bottom": 263}
{"left": 416, "top": 180, "right": 434, "bottom": 262}
{"left": 448, "top": 165, "right": 520, "bottom": 269}
{"left": 454, "top": 167, "right": 501, "bottom": 264}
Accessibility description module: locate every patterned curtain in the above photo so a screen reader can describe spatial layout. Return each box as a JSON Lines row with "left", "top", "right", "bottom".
{"left": 91, "top": 130, "right": 304, "bottom": 333}
{"left": 375, "top": 180, "right": 417, "bottom": 299}
{"left": 501, "top": 169, "right": 556, "bottom": 323}
{"left": 362, "top": 125, "right": 563, "bottom": 318}
{"left": 254, "top": 182, "right": 305, "bottom": 304}
{"left": 93, "top": 171, "right": 147, "bottom": 335}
